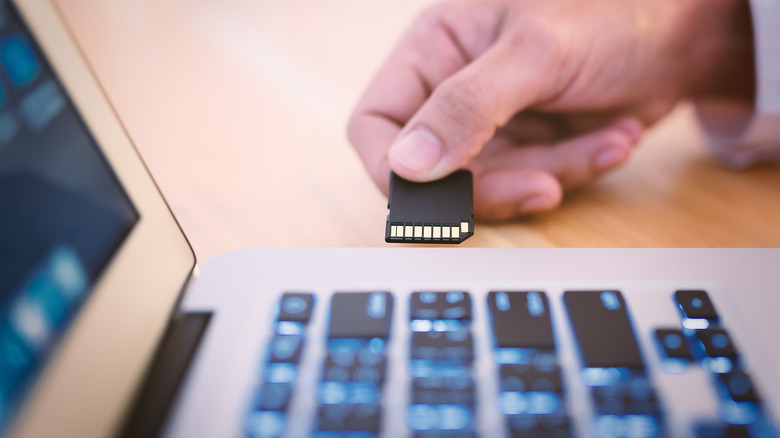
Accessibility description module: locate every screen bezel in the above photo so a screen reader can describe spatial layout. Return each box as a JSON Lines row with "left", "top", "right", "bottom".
{"left": 7, "top": 1, "right": 196, "bottom": 437}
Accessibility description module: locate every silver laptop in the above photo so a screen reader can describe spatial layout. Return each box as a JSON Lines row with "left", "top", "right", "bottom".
{"left": 1, "top": 1, "right": 779, "bottom": 437}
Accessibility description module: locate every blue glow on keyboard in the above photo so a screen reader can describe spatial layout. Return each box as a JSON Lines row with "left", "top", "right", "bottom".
{"left": 358, "top": 350, "right": 383, "bottom": 365}
{"left": 409, "top": 360, "right": 469, "bottom": 378}
{"left": 496, "top": 292, "right": 510, "bottom": 311}
{"left": 498, "top": 391, "right": 561, "bottom": 415}
{"left": 581, "top": 367, "right": 631, "bottom": 387}
{"left": 494, "top": 348, "right": 534, "bottom": 364}
{"left": 329, "top": 352, "right": 355, "bottom": 367}
{"left": 410, "top": 319, "right": 463, "bottom": 332}
{"left": 270, "top": 335, "right": 300, "bottom": 360}
{"left": 434, "top": 320, "right": 462, "bottom": 332}
{"left": 419, "top": 292, "right": 436, "bottom": 303}
{"left": 353, "top": 366, "right": 381, "bottom": 383}
{"left": 446, "top": 291, "right": 465, "bottom": 303}
{"left": 719, "top": 400, "right": 760, "bottom": 425}
{"left": 275, "top": 321, "right": 304, "bottom": 335}
{"left": 659, "top": 359, "right": 689, "bottom": 377}
{"left": 264, "top": 363, "right": 297, "bottom": 383}
{"left": 442, "top": 306, "right": 466, "bottom": 319}
{"left": 682, "top": 318, "right": 710, "bottom": 330}
{"left": 318, "top": 382, "right": 379, "bottom": 405}
{"left": 410, "top": 320, "right": 432, "bottom": 332}
{"left": 593, "top": 414, "right": 660, "bottom": 438}
{"left": 600, "top": 291, "right": 622, "bottom": 311}
{"left": 245, "top": 411, "right": 286, "bottom": 438}
{"left": 711, "top": 333, "right": 729, "bottom": 349}
{"left": 329, "top": 339, "right": 363, "bottom": 354}
{"left": 406, "top": 404, "right": 472, "bottom": 431}
{"left": 662, "top": 333, "right": 683, "bottom": 350}
{"left": 534, "top": 352, "right": 558, "bottom": 370}
{"left": 726, "top": 373, "right": 752, "bottom": 396}
{"left": 282, "top": 296, "right": 307, "bottom": 315}
{"left": 367, "top": 338, "right": 385, "bottom": 354}
{"left": 527, "top": 291, "right": 545, "bottom": 316}
{"left": 701, "top": 357, "right": 733, "bottom": 374}
{"left": 366, "top": 292, "right": 386, "bottom": 319}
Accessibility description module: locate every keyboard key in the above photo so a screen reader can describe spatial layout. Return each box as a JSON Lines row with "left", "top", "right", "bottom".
{"left": 591, "top": 378, "right": 662, "bottom": 416}
{"left": 328, "top": 292, "right": 393, "bottom": 340}
{"left": 278, "top": 292, "right": 315, "bottom": 323}
{"left": 411, "top": 329, "right": 474, "bottom": 362}
{"left": 695, "top": 329, "right": 739, "bottom": 360}
{"left": 564, "top": 291, "right": 645, "bottom": 371}
{"left": 268, "top": 334, "right": 303, "bottom": 364}
{"left": 717, "top": 371, "right": 760, "bottom": 403}
{"left": 318, "top": 381, "right": 381, "bottom": 405}
{"left": 263, "top": 362, "right": 297, "bottom": 384}
{"left": 323, "top": 352, "right": 387, "bottom": 385}
{"left": 245, "top": 410, "right": 286, "bottom": 438}
{"left": 406, "top": 404, "right": 474, "bottom": 432}
{"left": 499, "top": 362, "right": 564, "bottom": 394}
{"left": 487, "top": 291, "right": 555, "bottom": 350}
{"left": 654, "top": 329, "right": 693, "bottom": 361}
{"left": 411, "top": 291, "right": 472, "bottom": 323}
{"left": 251, "top": 383, "right": 293, "bottom": 412}
{"left": 412, "top": 376, "right": 476, "bottom": 407}
{"left": 498, "top": 391, "right": 564, "bottom": 416}
{"left": 593, "top": 414, "right": 663, "bottom": 438}
{"left": 318, "top": 403, "right": 382, "bottom": 432}
{"left": 675, "top": 290, "right": 720, "bottom": 329}
{"left": 506, "top": 412, "right": 571, "bottom": 438}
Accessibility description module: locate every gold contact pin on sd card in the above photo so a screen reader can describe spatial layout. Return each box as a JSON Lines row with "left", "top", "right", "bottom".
{"left": 385, "top": 170, "right": 474, "bottom": 244}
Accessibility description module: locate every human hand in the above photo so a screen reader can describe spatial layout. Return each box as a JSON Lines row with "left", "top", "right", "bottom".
{"left": 348, "top": 0, "right": 754, "bottom": 220}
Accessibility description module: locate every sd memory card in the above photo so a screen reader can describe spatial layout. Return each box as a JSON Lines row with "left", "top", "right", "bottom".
{"left": 385, "top": 170, "right": 474, "bottom": 244}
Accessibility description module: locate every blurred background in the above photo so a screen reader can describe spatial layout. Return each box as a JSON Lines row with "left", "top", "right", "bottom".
{"left": 55, "top": 0, "right": 780, "bottom": 263}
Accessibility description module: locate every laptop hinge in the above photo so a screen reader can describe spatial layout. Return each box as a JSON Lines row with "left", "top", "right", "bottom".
{"left": 116, "top": 311, "right": 212, "bottom": 438}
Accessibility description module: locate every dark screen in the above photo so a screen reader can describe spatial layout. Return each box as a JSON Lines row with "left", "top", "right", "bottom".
{"left": 0, "top": 0, "right": 138, "bottom": 431}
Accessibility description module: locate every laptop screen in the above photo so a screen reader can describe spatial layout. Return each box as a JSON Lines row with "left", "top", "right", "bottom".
{"left": 0, "top": 0, "right": 138, "bottom": 431}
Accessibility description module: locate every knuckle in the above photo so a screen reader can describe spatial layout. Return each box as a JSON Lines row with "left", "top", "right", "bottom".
{"left": 504, "top": 16, "right": 575, "bottom": 99}
{"left": 510, "top": 16, "right": 567, "bottom": 60}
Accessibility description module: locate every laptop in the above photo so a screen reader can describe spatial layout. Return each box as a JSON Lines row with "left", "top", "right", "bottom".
{"left": 1, "top": 0, "right": 779, "bottom": 437}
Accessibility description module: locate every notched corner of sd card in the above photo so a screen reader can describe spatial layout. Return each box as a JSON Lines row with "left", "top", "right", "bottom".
{"left": 385, "top": 169, "right": 474, "bottom": 244}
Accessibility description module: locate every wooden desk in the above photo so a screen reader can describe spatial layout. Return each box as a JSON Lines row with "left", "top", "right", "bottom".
{"left": 56, "top": 0, "right": 780, "bottom": 264}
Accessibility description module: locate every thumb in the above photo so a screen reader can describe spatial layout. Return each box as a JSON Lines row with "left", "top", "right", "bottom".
{"left": 388, "top": 38, "right": 546, "bottom": 182}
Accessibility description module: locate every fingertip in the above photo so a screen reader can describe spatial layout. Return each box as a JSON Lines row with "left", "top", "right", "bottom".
{"left": 474, "top": 169, "right": 562, "bottom": 220}
{"left": 388, "top": 127, "right": 444, "bottom": 181}
{"left": 518, "top": 193, "right": 561, "bottom": 215}
{"left": 593, "top": 132, "right": 632, "bottom": 172}
{"left": 611, "top": 117, "right": 644, "bottom": 144}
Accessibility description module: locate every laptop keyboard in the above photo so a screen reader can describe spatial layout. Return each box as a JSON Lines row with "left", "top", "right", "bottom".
{"left": 242, "top": 289, "right": 778, "bottom": 438}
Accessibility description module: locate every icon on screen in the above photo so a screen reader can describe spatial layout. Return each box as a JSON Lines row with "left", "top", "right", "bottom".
{"left": 0, "top": 35, "right": 39, "bottom": 88}
{"left": 20, "top": 80, "right": 64, "bottom": 132}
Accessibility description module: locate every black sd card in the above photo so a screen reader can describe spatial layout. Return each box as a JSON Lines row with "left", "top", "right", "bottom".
{"left": 385, "top": 170, "right": 474, "bottom": 244}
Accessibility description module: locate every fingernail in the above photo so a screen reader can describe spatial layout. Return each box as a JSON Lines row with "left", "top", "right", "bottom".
{"left": 389, "top": 127, "right": 443, "bottom": 174}
{"left": 520, "top": 195, "right": 553, "bottom": 214}
{"left": 594, "top": 146, "right": 627, "bottom": 171}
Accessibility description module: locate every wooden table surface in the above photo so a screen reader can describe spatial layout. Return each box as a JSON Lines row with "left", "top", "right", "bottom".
{"left": 55, "top": 0, "right": 780, "bottom": 264}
